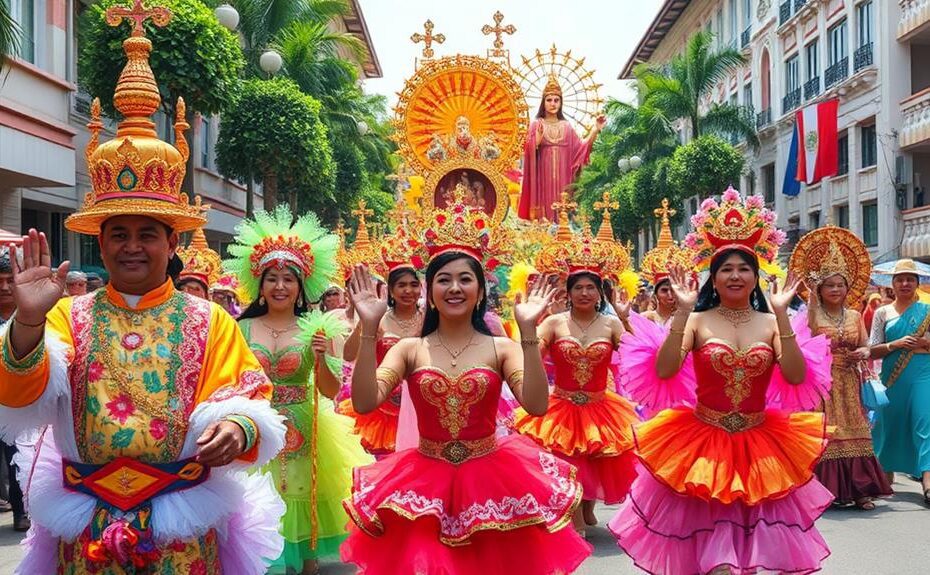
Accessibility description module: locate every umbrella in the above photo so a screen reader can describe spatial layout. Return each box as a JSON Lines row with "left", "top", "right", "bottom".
{"left": 871, "top": 259, "right": 930, "bottom": 287}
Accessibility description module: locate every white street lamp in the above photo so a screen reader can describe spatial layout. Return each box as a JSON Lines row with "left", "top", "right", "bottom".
{"left": 214, "top": 4, "right": 239, "bottom": 31}
{"left": 259, "top": 50, "right": 283, "bottom": 75}
{"left": 618, "top": 156, "right": 643, "bottom": 173}
{"left": 629, "top": 155, "right": 642, "bottom": 169}
{"left": 617, "top": 158, "right": 630, "bottom": 172}
{"left": 356, "top": 120, "right": 370, "bottom": 136}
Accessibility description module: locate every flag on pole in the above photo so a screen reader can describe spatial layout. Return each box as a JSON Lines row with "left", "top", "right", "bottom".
{"left": 796, "top": 99, "right": 839, "bottom": 185}
{"left": 782, "top": 121, "right": 801, "bottom": 197}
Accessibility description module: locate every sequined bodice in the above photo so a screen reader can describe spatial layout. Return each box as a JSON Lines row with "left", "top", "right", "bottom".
{"left": 407, "top": 367, "right": 502, "bottom": 441}
{"left": 550, "top": 337, "right": 613, "bottom": 392}
{"left": 377, "top": 336, "right": 400, "bottom": 364}
{"left": 694, "top": 340, "right": 775, "bottom": 413}
{"left": 240, "top": 319, "right": 310, "bottom": 390}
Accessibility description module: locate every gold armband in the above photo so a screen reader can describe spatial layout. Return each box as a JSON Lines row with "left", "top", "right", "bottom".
{"left": 506, "top": 369, "right": 524, "bottom": 389}
{"left": 376, "top": 367, "right": 402, "bottom": 390}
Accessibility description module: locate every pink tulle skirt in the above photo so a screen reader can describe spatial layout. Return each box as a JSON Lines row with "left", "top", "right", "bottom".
{"left": 608, "top": 466, "right": 832, "bottom": 575}
{"left": 341, "top": 434, "right": 591, "bottom": 574}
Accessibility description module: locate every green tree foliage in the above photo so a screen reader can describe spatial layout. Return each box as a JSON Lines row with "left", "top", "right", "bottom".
{"left": 0, "top": 1, "right": 20, "bottom": 67}
{"left": 78, "top": 0, "right": 243, "bottom": 119}
{"left": 215, "top": 78, "right": 335, "bottom": 212}
{"left": 668, "top": 135, "right": 745, "bottom": 199}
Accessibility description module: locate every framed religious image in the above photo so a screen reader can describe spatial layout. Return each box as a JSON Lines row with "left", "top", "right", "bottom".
{"left": 423, "top": 157, "right": 510, "bottom": 225}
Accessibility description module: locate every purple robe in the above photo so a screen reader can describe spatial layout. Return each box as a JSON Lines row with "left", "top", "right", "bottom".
{"left": 518, "top": 118, "right": 593, "bottom": 221}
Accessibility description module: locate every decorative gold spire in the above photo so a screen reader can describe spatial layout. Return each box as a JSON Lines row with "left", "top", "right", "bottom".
{"left": 351, "top": 199, "right": 374, "bottom": 249}
{"left": 551, "top": 191, "right": 577, "bottom": 241}
{"left": 594, "top": 191, "right": 619, "bottom": 242}
{"left": 654, "top": 198, "right": 676, "bottom": 249}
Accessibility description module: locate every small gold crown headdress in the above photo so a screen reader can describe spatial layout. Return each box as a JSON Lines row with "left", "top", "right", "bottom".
{"left": 640, "top": 199, "right": 695, "bottom": 285}
{"left": 177, "top": 228, "right": 222, "bottom": 289}
{"left": 422, "top": 186, "right": 509, "bottom": 270}
{"left": 543, "top": 73, "right": 562, "bottom": 98}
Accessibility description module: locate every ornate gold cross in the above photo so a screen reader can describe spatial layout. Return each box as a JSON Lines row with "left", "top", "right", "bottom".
{"left": 594, "top": 191, "right": 619, "bottom": 217}
{"left": 106, "top": 0, "right": 171, "bottom": 37}
{"left": 654, "top": 197, "right": 676, "bottom": 224}
{"left": 352, "top": 199, "right": 374, "bottom": 226}
{"left": 481, "top": 11, "right": 516, "bottom": 58}
{"left": 386, "top": 201, "right": 413, "bottom": 227}
{"left": 411, "top": 20, "right": 445, "bottom": 60}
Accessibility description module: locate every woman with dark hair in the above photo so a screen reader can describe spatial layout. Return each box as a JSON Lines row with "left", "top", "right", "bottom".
{"left": 517, "top": 75, "right": 606, "bottom": 221}
{"left": 610, "top": 190, "right": 834, "bottom": 575}
{"left": 227, "top": 207, "right": 372, "bottom": 575}
{"left": 341, "top": 264, "right": 423, "bottom": 456}
{"left": 341, "top": 203, "right": 590, "bottom": 574}
{"left": 513, "top": 244, "right": 639, "bottom": 537}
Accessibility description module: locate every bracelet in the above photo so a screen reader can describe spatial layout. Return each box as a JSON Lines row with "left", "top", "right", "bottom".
{"left": 669, "top": 328, "right": 685, "bottom": 336}
{"left": 779, "top": 331, "right": 796, "bottom": 339}
{"left": 223, "top": 414, "right": 258, "bottom": 453}
{"left": 521, "top": 338, "right": 540, "bottom": 346}
{"left": 360, "top": 334, "right": 377, "bottom": 341}
{"left": 14, "top": 317, "right": 46, "bottom": 328}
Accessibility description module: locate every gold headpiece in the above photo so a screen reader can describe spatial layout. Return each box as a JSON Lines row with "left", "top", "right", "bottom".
{"left": 789, "top": 226, "right": 871, "bottom": 307}
{"left": 422, "top": 186, "right": 510, "bottom": 270}
{"left": 66, "top": 1, "right": 207, "bottom": 236}
{"left": 381, "top": 203, "right": 427, "bottom": 274}
{"left": 543, "top": 73, "right": 562, "bottom": 98}
{"left": 338, "top": 200, "right": 383, "bottom": 279}
{"left": 640, "top": 199, "right": 695, "bottom": 285}
{"left": 177, "top": 228, "right": 222, "bottom": 289}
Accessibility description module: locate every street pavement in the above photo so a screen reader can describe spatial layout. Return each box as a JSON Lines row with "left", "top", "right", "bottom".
{"left": 1, "top": 475, "right": 929, "bottom": 573}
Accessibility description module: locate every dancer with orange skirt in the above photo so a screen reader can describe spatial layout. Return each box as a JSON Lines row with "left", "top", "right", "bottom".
{"left": 341, "top": 198, "right": 590, "bottom": 574}
{"left": 514, "top": 232, "right": 639, "bottom": 534}
{"left": 610, "top": 189, "right": 834, "bottom": 575}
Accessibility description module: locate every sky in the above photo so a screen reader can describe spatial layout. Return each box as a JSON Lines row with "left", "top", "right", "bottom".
{"left": 358, "top": 0, "right": 665, "bottom": 109}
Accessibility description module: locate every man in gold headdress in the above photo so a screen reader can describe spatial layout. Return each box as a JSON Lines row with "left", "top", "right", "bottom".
{"left": 0, "top": 3, "right": 285, "bottom": 573}
{"left": 176, "top": 228, "right": 222, "bottom": 300}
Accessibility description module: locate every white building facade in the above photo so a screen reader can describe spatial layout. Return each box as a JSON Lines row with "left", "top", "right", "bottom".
{"left": 623, "top": 0, "right": 928, "bottom": 262}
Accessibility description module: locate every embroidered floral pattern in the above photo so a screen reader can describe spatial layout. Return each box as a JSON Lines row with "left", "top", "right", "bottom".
{"left": 105, "top": 393, "right": 136, "bottom": 425}
{"left": 208, "top": 369, "right": 272, "bottom": 403}
{"left": 553, "top": 339, "right": 612, "bottom": 389}
{"left": 707, "top": 344, "right": 774, "bottom": 409}
{"left": 417, "top": 370, "right": 491, "bottom": 438}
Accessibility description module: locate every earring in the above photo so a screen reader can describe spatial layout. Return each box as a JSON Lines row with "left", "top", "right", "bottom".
{"left": 259, "top": 296, "right": 266, "bottom": 305}
{"left": 712, "top": 287, "right": 717, "bottom": 299}
{"left": 752, "top": 292, "right": 759, "bottom": 308}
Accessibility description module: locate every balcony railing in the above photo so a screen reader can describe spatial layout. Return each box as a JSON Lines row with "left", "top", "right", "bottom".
{"left": 756, "top": 108, "right": 772, "bottom": 129}
{"left": 794, "top": 0, "right": 807, "bottom": 11}
{"left": 741, "top": 26, "right": 751, "bottom": 49}
{"left": 854, "top": 42, "right": 874, "bottom": 72}
{"left": 782, "top": 88, "right": 802, "bottom": 114}
{"left": 804, "top": 77, "right": 820, "bottom": 100}
{"left": 825, "top": 57, "right": 849, "bottom": 88}
{"left": 900, "top": 88, "right": 930, "bottom": 149}
{"left": 779, "top": 1, "right": 792, "bottom": 25}
{"left": 898, "top": 0, "right": 930, "bottom": 41}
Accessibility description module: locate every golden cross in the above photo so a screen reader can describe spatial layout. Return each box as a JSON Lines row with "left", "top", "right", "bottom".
{"left": 481, "top": 11, "right": 516, "bottom": 58}
{"left": 335, "top": 219, "right": 346, "bottom": 247}
{"left": 411, "top": 20, "right": 445, "bottom": 60}
{"left": 352, "top": 200, "right": 374, "bottom": 226}
{"left": 594, "top": 191, "right": 619, "bottom": 217}
{"left": 106, "top": 0, "right": 171, "bottom": 37}
{"left": 551, "top": 191, "right": 578, "bottom": 221}
{"left": 386, "top": 201, "right": 413, "bottom": 227}
{"left": 653, "top": 197, "right": 676, "bottom": 224}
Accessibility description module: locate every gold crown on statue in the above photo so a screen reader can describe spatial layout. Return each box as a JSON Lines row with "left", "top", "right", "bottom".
{"left": 177, "top": 228, "right": 222, "bottom": 288}
{"left": 640, "top": 198, "right": 695, "bottom": 285}
{"left": 543, "top": 73, "right": 562, "bottom": 98}
{"left": 422, "top": 185, "right": 509, "bottom": 270}
{"left": 66, "top": 1, "right": 207, "bottom": 236}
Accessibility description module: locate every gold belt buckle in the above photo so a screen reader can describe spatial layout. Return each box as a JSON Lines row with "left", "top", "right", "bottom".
{"left": 441, "top": 441, "right": 469, "bottom": 464}
{"left": 569, "top": 391, "right": 590, "bottom": 405}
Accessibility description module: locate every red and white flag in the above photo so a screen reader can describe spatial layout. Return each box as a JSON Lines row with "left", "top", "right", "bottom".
{"left": 795, "top": 99, "right": 839, "bottom": 185}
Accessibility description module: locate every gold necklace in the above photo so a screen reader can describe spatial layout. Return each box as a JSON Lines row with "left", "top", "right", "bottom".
{"left": 260, "top": 320, "right": 297, "bottom": 340}
{"left": 435, "top": 330, "right": 477, "bottom": 368}
{"left": 822, "top": 307, "right": 846, "bottom": 343}
{"left": 716, "top": 305, "right": 752, "bottom": 329}
{"left": 388, "top": 308, "right": 422, "bottom": 337}
{"left": 569, "top": 312, "right": 600, "bottom": 342}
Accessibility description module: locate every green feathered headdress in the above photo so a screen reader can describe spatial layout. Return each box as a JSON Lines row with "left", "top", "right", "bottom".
{"left": 225, "top": 205, "right": 339, "bottom": 302}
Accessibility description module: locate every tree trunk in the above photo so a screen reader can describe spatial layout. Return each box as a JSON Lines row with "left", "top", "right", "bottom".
{"left": 246, "top": 173, "right": 255, "bottom": 218}
{"left": 288, "top": 188, "right": 297, "bottom": 215}
{"left": 263, "top": 171, "right": 278, "bottom": 211}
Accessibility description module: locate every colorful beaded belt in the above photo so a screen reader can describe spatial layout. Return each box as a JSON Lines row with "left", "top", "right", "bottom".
{"left": 419, "top": 435, "right": 497, "bottom": 464}
{"left": 552, "top": 387, "right": 605, "bottom": 405}
{"left": 694, "top": 403, "right": 765, "bottom": 433}
{"left": 273, "top": 385, "right": 308, "bottom": 405}
{"left": 62, "top": 456, "right": 209, "bottom": 512}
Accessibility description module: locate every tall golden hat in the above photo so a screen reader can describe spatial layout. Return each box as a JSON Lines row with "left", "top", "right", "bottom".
{"left": 66, "top": 0, "right": 207, "bottom": 236}
{"left": 640, "top": 198, "right": 695, "bottom": 286}
{"left": 543, "top": 73, "right": 563, "bottom": 98}
{"left": 177, "top": 228, "right": 222, "bottom": 289}
{"left": 339, "top": 200, "right": 383, "bottom": 280}
{"left": 535, "top": 191, "right": 576, "bottom": 274}
{"left": 789, "top": 226, "right": 871, "bottom": 307}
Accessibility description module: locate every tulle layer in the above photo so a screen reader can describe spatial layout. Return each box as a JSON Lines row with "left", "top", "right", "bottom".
{"left": 608, "top": 467, "right": 831, "bottom": 575}
{"left": 338, "top": 398, "right": 399, "bottom": 455}
{"left": 636, "top": 407, "right": 827, "bottom": 505}
{"left": 340, "top": 511, "right": 591, "bottom": 575}
{"left": 814, "top": 455, "right": 893, "bottom": 503}
{"left": 560, "top": 449, "right": 638, "bottom": 504}
{"left": 513, "top": 391, "right": 638, "bottom": 457}
{"left": 344, "top": 435, "right": 582, "bottom": 546}
{"left": 767, "top": 311, "right": 833, "bottom": 411}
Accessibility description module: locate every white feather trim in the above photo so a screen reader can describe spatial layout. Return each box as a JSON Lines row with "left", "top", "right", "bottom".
{"left": 26, "top": 433, "right": 95, "bottom": 541}
{"left": 180, "top": 395, "right": 286, "bottom": 469}
{"left": 0, "top": 329, "right": 72, "bottom": 444}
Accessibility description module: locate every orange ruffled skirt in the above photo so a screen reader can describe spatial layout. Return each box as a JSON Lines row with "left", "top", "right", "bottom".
{"left": 514, "top": 390, "right": 640, "bottom": 504}
{"left": 338, "top": 398, "right": 399, "bottom": 456}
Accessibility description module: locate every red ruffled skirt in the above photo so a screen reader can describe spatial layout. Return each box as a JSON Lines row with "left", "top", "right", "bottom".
{"left": 338, "top": 398, "right": 399, "bottom": 456}
{"left": 514, "top": 390, "right": 639, "bottom": 504}
{"left": 609, "top": 407, "right": 832, "bottom": 575}
{"left": 341, "top": 434, "right": 591, "bottom": 574}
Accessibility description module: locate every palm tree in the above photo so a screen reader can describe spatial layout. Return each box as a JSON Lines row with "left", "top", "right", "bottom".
{"left": 0, "top": 1, "right": 20, "bottom": 69}
{"left": 636, "top": 30, "right": 758, "bottom": 146}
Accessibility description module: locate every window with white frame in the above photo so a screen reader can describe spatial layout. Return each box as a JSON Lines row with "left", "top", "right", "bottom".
{"left": 201, "top": 116, "right": 211, "bottom": 170}
{"left": 857, "top": 1, "right": 873, "bottom": 48}
{"left": 785, "top": 55, "right": 800, "bottom": 93}
{"left": 7, "top": 0, "right": 36, "bottom": 63}
{"left": 729, "top": 0, "right": 738, "bottom": 42}
{"left": 829, "top": 19, "right": 848, "bottom": 66}
{"left": 805, "top": 40, "right": 819, "bottom": 81}
{"left": 743, "top": 0, "right": 752, "bottom": 27}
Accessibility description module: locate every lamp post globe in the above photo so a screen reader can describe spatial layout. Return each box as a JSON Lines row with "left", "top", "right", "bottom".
{"left": 259, "top": 50, "right": 283, "bottom": 75}
{"left": 630, "top": 155, "right": 642, "bottom": 169}
{"left": 356, "top": 120, "right": 370, "bottom": 136}
{"left": 214, "top": 4, "right": 239, "bottom": 31}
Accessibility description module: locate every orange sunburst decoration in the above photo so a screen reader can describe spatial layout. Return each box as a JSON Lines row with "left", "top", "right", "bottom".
{"left": 392, "top": 55, "right": 528, "bottom": 174}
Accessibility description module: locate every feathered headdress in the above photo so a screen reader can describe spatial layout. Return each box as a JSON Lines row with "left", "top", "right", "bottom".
{"left": 225, "top": 205, "right": 338, "bottom": 302}
{"left": 421, "top": 185, "right": 510, "bottom": 270}
{"left": 683, "top": 187, "right": 785, "bottom": 272}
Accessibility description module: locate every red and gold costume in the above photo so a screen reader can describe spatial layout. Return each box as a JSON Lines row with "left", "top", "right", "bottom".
{"left": 177, "top": 227, "right": 222, "bottom": 296}
{"left": 610, "top": 188, "right": 834, "bottom": 575}
{"left": 0, "top": 6, "right": 285, "bottom": 572}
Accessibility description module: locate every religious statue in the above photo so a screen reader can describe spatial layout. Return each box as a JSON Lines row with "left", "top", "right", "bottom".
{"left": 426, "top": 133, "right": 448, "bottom": 162}
{"left": 517, "top": 75, "right": 606, "bottom": 221}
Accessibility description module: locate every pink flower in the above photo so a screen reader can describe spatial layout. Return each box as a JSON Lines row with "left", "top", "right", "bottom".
{"left": 188, "top": 559, "right": 207, "bottom": 575}
{"left": 690, "top": 214, "right": 707, "bottom": 228}
{"left": 683, "top": 233, "right": 699, "bottom": 248}
{"left": 700, "top": 198, "right": 718, "bottom": 212}
{"left": 760, "top": 210, "right": 776, "bottom": 224}
{"left": 105, "top": 393, "right": 136, "bottom": 425}
{"left": 721, "top": 186, "right": 741, "bottom": 203}
{"left": 745, "top": 195, "right": 765, "bottom": 209}
{"left": 149, "top": 419, "right": 167, "bottom": 441}
{"left": 770, "top": 229, "right": 787, "bottom": 245}
{"left": 87, "top": 361, "right": 104, "bottom": 383}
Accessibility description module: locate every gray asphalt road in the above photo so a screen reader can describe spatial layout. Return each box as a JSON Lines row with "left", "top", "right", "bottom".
{"left": 1, "top": 475, "right": 928, "bottom": 573}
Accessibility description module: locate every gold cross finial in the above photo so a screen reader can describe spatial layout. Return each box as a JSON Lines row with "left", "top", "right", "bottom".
{"left": 481, "top": 11, "right": 516, "bottom": 58}
{"left": 106, "top": 0, "right": 171, "bottom": 37}
{"left": 335, "top": 219, "right": 346, "bottom": 247}
{"left": 352, "top": 199, "right": 374, "bottom": 225}
{"left": 386, "top": 201, "right": 413, "bottom": 227}
{"left": 654, "top": 198, "right": 676, "bottom": 249}
{"left": 552, "top": 191, "right": 577, "bottom": 241}
{"left": 594, "top": 191, "right": 619, "bottom": 216}
{"left": 653, "top": 198, "right": 676, "bottom": 225}
{"left": 411, "top": 20, "right": 445, "bottom": 59}
{"left": 594, "top": 191, "right": 619, "bottom": 242}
